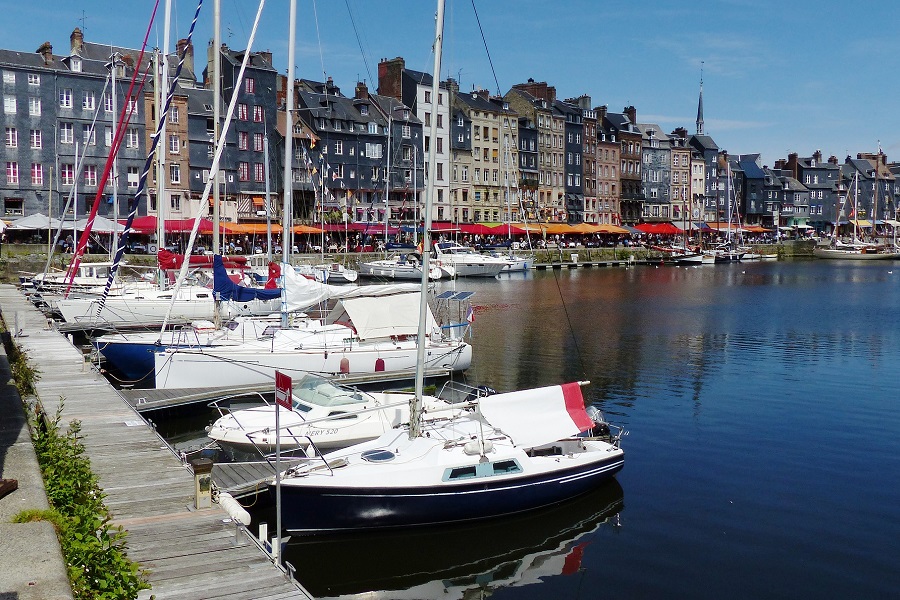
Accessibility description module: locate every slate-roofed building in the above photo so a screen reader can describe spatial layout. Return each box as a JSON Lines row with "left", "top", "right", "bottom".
{"left": 669, "top": 128, "right": 691, "bottom": 228}
{"left": 735, "top": 153, "right": 767, "bottom": 226}
{"left": 451, "top": 86, "right": 519, "bottom": 224}
{"left": 206, "top": 43, "right": 278, "bottom": 223}
{"left": 780, "top": 150, "right": 842, "bottom": 229}
{"left": 554, "top": 98, "right": 583, "bottom": 223}
{"left": 377, "top": 57, "right": 450, "bottom": 223}
{"left": 637, "top": 121, "right": 671, "bottom": 222}
{"left": 596, "top": 105, "right": 621, "bottom": 225}
{"left": 0, "top": 28, "right": 150, "bottom": 221}
{"left": 603, "top": 106, "right": 643, "bottom": 225}
{"left": 516, "top": 116, "right": 539, "bottom": 221}
{"left": 505, "top": 80, "right": 565, "bottom": 222}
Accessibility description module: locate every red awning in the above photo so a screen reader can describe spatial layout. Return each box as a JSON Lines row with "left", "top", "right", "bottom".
{"left": 635, "top": 222, "right": 683, "bottom": 235}
{"left": 122, "top": 216, "right": 233, "bottom": 234}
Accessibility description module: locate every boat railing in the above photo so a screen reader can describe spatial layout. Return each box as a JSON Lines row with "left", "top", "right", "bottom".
{"left": 208, "top": 391, "right": 274, "bottom": 419}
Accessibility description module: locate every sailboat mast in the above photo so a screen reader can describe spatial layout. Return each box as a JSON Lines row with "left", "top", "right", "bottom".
{"left": 212, "top": 0, "right": 221, "bottom": 254}
{"left": 281, "top": 0, "right": 297, "bottom": 327}
{"left": 411, "top": 0, "right": 446, "bottom": 440}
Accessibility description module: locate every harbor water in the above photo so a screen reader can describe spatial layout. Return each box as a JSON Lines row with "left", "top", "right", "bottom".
{"left": 158, "top": 259, "right": 900, "bottom": 598}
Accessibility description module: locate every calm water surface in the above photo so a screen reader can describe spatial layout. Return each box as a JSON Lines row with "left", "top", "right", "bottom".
{"left": 204, "top": 260, "right": 900, "bottom": 598}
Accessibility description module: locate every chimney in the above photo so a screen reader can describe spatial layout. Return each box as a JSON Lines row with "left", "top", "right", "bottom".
{"left": 377, "top": 56, "right": 405, "bottom": 101}
{"left": 785, "top": 152, "right": 799, "bottom": 179}
{"left": 672, "top": 127, "right": 688, "bottom": 139}
{"left": 325, "top": 76, "right": 339, "bottom": 95}
{"left": 828, "top": 155, "right": 838, "bottom": 165}
{"left": 624, "top": 105, "right": 637, "bottom": 124}
{"left": 445, "top": 78, "right": 459, "bottom": 95}
{"left": 70, "top": 27, "right": 84, "bottom": 55}
{"left": 812, "top": 149, "right": 822, "bottom": 164}
{"left": 257, "top": 50, "right": 273, "bottom": 66}
{"left": 596, "top": 105, "right": 608, "bottom": 122}
{"left": 354, "top": 80, "right": 368, "bottom": 100}
{"left": 36, "top": 42, "right": 53, "bottom": 66}
{"left": 176, "top": 38, "right": 194, "bottom": 75}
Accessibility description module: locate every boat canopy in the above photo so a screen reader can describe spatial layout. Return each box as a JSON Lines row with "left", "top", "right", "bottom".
{"left": 213, "top": 255, "right": 282, "bottom": 302}
{"left": 326, "top": 292, "right": 437, "bottom": 340}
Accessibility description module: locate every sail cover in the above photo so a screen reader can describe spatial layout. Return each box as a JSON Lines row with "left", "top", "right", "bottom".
{"left": 213, "top": 255, "right": 281, "bottom": 302}
{"left": 479, "top": 383, "right": 595, "bottom": 448}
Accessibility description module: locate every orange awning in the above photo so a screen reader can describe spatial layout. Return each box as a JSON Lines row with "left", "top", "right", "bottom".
{"left": 252, "top": 197, "right": 265, "bottom": 207}
{"left": 292, "top": 224, "right": 324, "bottom": 234}
{"left": 228, "top": 222, "right": 283, "bottom": 234}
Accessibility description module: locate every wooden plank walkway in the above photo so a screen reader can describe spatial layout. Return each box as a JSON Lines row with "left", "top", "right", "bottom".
{"left": 0, "top": 284, "right": 309, "bottom": 600}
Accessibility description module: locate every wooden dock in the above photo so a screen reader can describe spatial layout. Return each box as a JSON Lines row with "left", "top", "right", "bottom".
{"left": 0, "top": 284, "right": 309, "bottom": 600}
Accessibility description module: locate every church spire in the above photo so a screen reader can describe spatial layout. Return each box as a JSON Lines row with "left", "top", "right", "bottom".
{"left": 696, "top": 61, "right": 705, "bottom": 135}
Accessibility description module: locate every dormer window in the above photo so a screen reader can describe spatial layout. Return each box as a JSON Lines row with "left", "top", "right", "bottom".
{"left": 403, "top": 110, "right": 410, "bottom": 120}
{"left": 360, "top": 104, "right": 368, "bottom": 115}
{"left": 71, "top": 57, "right": 82, "bottom": 72}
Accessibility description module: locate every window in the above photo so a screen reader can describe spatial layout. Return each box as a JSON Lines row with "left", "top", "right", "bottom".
{"left": 334, "top": 140, "right": 343, "bottom": 155}
{"left": 253, "top": 105, "right": 263, "bottom": 122}
{"left": 245, "top": 78, "right": 255, "bottom": 93}
{"left": 238, "top": 162, "right": 249, "bottom": 181}
{"left": 127, "top": 97, "right": 138, "bottom": 114}
{"left": 333, "top": 164, "right": 344, "bottom": 178}
{"left": 6, "top": 162, "right": 18, "bottom": 184}
{"left": 60, "top": 122, "right": 74, "bottom": 144}
{"left": 253, "top": 132, "right": 264, "bottom": 152}
{"left": 30, "top": 129, "right": 41, "bottom": 148}
{"left": 5, "top": 127, "right": 16, "bottom": 148}
{"left": 238, "top": 131, "right": 248, "bottom": 150}
{"left": 2, "top": 71, "right": 14, "bottom": 84}
{"left": 28, "top": 97, "right": 40, "bottom": 116}
{"left": 104, "top": 93, "right": 113, "bottom": 112}
{"left": 84, "top": 165, "right": 97, "bottom": 187}
{"left": 168, "top": 134, "right": 180, "bottom": 154}
{"left": 367, "top": 122, "right": 377, "bottom": 134}
{"left": 59, "top": 88, "right": 73, "bottom": 108}
{"left": 30, "top": 163, "right": 42, "bottom": 185}
{"left": 437, "top": 163, "right": 443, "bottom": 181}
{"left": 82, "top": 91, "right": 95, "bottom": 110}
{"left": 437, "top": 138, "right": 443, "bottom": 154}
{"left": 82, "top": 125, "right": 96, "bottom": 146}
{"left": 360, "top": 104, "right": 369, "bottom": 116}
{"left": 365, "top": 143, "right": 382, "bottom": 159}
{"left": 127, "top": 166, "right": 139, "bottom": 188}
{"left": 169, "top": 163, "right": 181, "bottom": 184}
{"left": 4, "top": 95, "right": 16, "bottom": 114}
{"left": 105, "top": 126, "right": 113, "bottom": 146}
{"left": 126, "top": 128, "right": 139, "bottom": 148}
{"left": 61, "top": 164, "right": 75, "bottom": 185}
{"left": 170, "top": 105, "right": 179, "bottom": 123}
{"left": 238, "top": 103, "right": 248, "bottom": 120}
{"left": 70, "top": 57, "right": 82, "bottom": 72}
{"left": 401, "top": 125, "right": 411, "bottom": 138}
{"left": 254, "top": 163, "right": 264, "bottom": 182}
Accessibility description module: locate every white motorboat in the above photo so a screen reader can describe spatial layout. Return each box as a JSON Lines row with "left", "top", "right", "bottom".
{"left": 295, "top": 262, "right": 358, "bottom": 284}
{"left": 432, "top": 241, "right": 507, "bottom": 277}
{"left": 358, "top": 253, "right": 443, "bottom": 280}
{"left": 207, "top": 373, "right": 459, "bottom": 459}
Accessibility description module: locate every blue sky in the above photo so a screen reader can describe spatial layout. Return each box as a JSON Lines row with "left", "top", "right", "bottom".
{"left": 3, "top": 0, "right": 899, "bottom": 167}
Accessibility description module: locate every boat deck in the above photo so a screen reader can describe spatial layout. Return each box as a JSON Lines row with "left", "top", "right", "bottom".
{"left": 0, "top": 284, "right": 309, "bottom": 600}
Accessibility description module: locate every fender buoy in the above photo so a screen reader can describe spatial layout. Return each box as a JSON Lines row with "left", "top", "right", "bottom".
{"left": 340, "top": 357, "right": 350, "bottom": 373}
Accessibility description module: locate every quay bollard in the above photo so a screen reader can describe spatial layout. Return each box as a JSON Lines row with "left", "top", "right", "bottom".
{"left": 190, "top": 457, "right": 214, "bottom": 509}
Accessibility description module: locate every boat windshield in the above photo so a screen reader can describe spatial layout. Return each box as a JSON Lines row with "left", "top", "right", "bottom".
{"left": 292, "top": 374, "right": 367, "bottom": 408}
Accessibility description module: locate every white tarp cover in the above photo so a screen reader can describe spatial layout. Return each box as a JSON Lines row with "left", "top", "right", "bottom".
{"left": 332, "top": 292, "right": 436, "bottom": 340}
{"left": 478, "top": 382, "right": 595, "bottom": 448}
{"left": 8, "top": 213, "right": 63, "bottom": 230}
{"left": 75, "top": 216, "right": 126, "bottom": 233}
{"left": 282, "top": 264, "right": 419, "bottom": 312}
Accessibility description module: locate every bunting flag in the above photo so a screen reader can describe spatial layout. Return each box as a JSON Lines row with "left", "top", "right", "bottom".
{"left": 95, "top": 0, "right": 204, "bottom": 314}
{"left": 62, "top": 0, "right": 161, "bottom": 296}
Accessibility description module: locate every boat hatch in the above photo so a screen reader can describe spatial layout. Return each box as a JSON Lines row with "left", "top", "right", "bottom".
{"left": 361, "top": 449, "right": 395, "bottom": 463}
{"left": 442, "top": 459, "right": 523, "bottom": 482}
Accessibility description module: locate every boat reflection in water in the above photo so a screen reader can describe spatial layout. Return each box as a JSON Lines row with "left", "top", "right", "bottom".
{"left": 279, "top": 480, "right": 624, "bottom": 599}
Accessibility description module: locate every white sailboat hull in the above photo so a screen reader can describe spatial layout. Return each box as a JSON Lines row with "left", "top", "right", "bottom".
{"left": 154, "top": 335, "right": 472, "bottom": 389}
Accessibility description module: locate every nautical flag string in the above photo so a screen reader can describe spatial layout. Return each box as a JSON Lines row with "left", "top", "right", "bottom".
{"left": 96, "top": 0, "right": 204, "bottom": 315}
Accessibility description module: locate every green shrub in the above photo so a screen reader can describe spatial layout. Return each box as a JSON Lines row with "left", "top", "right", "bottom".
{"left": 31, "top": 403, "right": 150, "bottom": 600}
